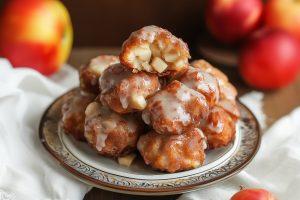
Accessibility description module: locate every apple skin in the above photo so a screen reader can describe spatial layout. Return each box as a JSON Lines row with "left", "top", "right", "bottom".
{"left": 205, "top": 0, "right": 263, "bottom": 44}
{"left": 264, "top": 0, "right": 300, "bottom": 41}
{"left": 0, "top": 0, "right": 73, "bottom": 75}
{"left": 231, "top": 188, "right": 278, "bottom": 200}
{"left": 239, "top": 28, "right": 300, "bottom": 90}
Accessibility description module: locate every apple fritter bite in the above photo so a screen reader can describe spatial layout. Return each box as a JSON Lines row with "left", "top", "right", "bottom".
{"left": 100, "top": 63, "right": 160, "bottom": 113}
{"left": 79, "top": 55, "right": 119, "bottom": 94}
{"left": 84, "top": 101, "right": 144, "bottom": 157}
{"left": 120, "top": 25, "right": 190, "bottom": 75}
{"left": 191, "top": 59, "right": 240, "bottom": 118}
{"left": 201, "top": 107, "right": 236, "bottom": 149}
{"left": 137, "top": 128, "right": 207, "bottom": 173}
{"left": 142, "top": 80, "right": 209, "bottom": 135}
{"left": 61, "top": 89, "right": 96, "bottom": 141}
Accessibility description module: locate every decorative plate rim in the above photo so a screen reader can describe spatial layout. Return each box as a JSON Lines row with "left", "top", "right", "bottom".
{"left": 39, "top": 88, "right": 261, "bottom": 195}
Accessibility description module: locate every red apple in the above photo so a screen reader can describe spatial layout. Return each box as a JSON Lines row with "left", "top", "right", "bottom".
{"left": 239, "top": 28, "right": 300, "bottom": 89}
{"left": 231, "top": 188, "right": 277, "bottom": 200}
{"left": 0, "top": 0, "right": 73, "bottom": 75}
{"left": 264, "top": 0, "right": 300, "bottom": 41}
{"left": 206, "top": 0, "right": 263, "bottom": 44}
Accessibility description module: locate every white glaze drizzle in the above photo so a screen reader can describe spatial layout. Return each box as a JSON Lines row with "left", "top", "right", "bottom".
{"left": 180, "top": 67, "right": 220, "bottom": 103}
{"left": 146, "top": 84, "right": 191, "bottom": 124}
{"left": 220, "top": 81, "right": 237, "bottom": 101}
{"left": 143, "top": 81, "right": 207, "bottom": 126}
{"left": 195, "top": 128, "right": 208, "bottom": 150}
{"left": 62, "top": 92, "right": 94, "bottom": 122}
{"left": 207, "top": 107, "right": 225, "bottom": 134}
{"left": 217, "top": 99, "right": 239, "bottom": 117}
{"left": 100, "top": 64, "right": 132, "bottom": 93}
{"left": 85, "top": 102, "right": 138, "bottom": 151}
{"left": 100, "top": 64, "right": 159, "bottom": 109}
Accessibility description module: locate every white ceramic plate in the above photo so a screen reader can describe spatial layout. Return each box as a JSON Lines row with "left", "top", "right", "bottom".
{"left": 39, "top": 89, "right": 261, "bottom": 195}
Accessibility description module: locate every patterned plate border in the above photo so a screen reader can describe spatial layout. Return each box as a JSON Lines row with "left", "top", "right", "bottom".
{"left": 39, "top": 88, "right": 261, "bottom": 195}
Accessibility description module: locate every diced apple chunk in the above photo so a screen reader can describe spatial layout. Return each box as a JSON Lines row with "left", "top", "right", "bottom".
{"left": 133, "top": 45, "right": 151, "bottom": 61}
{"left": 131, "top": 95, "right": 147, "bottom": 110}
{"left": 118, "top": 153, "right": 137, "bottom": 167}
{"left": 163, "top": 51, "right": 180, "bottom": 62}
{"left": 85, "top": 102, "right": 100, "bottom": 116}
{"left": 169, "top": 59, "right": 185, "bottom": 70}
{"left": 191, "top": 161, "right": 201, "bottom": 168}
{"left": 151, "top": 57, "right": 168, "bottom": 73}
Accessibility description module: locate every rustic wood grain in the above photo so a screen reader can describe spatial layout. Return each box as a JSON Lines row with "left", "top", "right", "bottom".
{"left": 67, "top": 47, "right": 300, "bottom": 200}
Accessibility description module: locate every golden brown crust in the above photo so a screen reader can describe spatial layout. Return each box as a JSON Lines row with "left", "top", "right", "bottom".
{"left": 142, "top": 80, "right": 209, "bottom": 135}
{"left": 220, "top": 81, "right": 238, "bottom": 101}
{"left": 191, "top": 59, "right": 239, "bottom": 118}
{"left": 120, "top": 25, "right": 190, "bottom": 74}
{"left": 61, "top": 24, "right": 241, "bottom": 173}
{"left": 79, "top": 55, "right": 119, "bottom": 94}
{"left": 84, "top": 102, "right": 144, "bottom": 157}
{"left": 100, "top": 63, "right": 160, "bottom": 113}
{"left": 201, "top": 107, "right": 236, "bottom": 149}
{"left": 61, "top": 89, "right": 96, "bottom": 141}
{"left": 179, "top": 66, "right": 220, "bottom": 107}
{"left": 137, "top": 128, "right": 206, "bottom": 173}
{"left": 216, "top": 99, "right": 240, "bottom": 120}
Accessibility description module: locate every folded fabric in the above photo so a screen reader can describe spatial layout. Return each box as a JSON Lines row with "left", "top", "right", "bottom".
{"left": 0, "top": 59, "right": 90, "bottom": 200}
{"left": 179, "top": 100, "right": 300, "bottom": 199}
{"left": 240, "top": 91, "right": 266, "bottom": 130}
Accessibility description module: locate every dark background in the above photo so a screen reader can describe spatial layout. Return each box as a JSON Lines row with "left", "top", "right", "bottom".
{"left": 0, "top": 0, "right": 207, "bottom": 50}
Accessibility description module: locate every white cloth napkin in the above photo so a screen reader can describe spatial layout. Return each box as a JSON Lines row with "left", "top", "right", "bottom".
{"left": 0, "top": 59, "right": 91, "bottom": 200}
{"left": 179, "top": 96, "right": 300, "bottom": 199}
{"left": 240, "top": 91, "right": 266, "bottom": 130}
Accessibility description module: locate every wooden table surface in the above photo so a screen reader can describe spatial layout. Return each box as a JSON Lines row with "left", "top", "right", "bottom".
{"left": 67, "top": 47, "right": 300, "bottom": 200}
